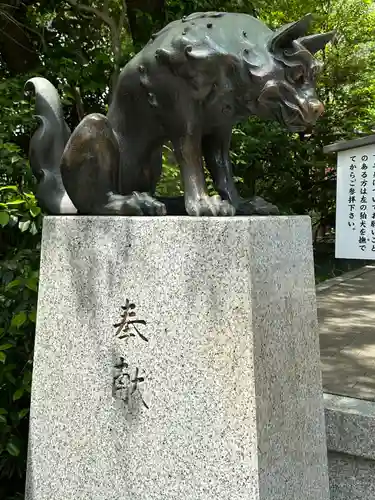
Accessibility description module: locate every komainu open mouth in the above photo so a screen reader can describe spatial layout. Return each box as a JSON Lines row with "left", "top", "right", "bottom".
{"left": 258, "top": 80, "right": 311, "bottom": 132}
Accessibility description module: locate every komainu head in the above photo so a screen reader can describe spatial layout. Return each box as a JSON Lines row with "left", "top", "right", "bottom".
{"left": 250, "top": 13, "right": 335, "bottom": 132}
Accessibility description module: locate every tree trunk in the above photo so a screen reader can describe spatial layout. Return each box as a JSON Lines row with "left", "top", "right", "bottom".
{"left": 125, "top": 0, "right": 165, "bottom": 47}
{"left": 0, "top": 0, "right": 39, "bottom": 74}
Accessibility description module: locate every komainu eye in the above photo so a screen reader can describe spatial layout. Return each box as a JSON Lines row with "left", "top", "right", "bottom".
{"left": 293, "top": 69, "right": 305, "bottom": 85}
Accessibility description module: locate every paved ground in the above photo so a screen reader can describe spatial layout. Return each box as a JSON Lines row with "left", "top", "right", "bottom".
{"left": 318, "top": 265, "right": 375, "bottom": 401}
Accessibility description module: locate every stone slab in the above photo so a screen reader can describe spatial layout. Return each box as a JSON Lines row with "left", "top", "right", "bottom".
{"left": 324, "top": 394, "right": 375, "bottom": 499}
{"left": 328, "top": 452, "right": 375, "bottom": 500}
{"left": 318, "top": 267, "right": 375, "bottom": 401}
{"left": 26, "top": 216, "right": 329, "bottom": 500}
{"left": 324, "top": 393, "right": 375, "bottom": 460}
{"left": 316, "top": 265, "right": 375, "bottom": 293}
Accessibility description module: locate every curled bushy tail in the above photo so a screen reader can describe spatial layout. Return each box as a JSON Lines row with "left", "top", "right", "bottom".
{"left": 25, "top": 77, "right": 77, "bottom": 214}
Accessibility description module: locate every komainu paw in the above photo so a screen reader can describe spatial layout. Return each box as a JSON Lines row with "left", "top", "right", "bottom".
{"left": 105, "top": 192, "right": 166, "bottom": 216}
{"left": 186, "top": 195, "right": 236, "bottom": 216}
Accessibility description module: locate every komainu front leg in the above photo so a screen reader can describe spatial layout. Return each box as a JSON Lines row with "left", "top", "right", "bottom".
{"left": 60, "top": 113, "right": 166, "bottom": 215}
{"left": 202, "top": 128, "right": 279, "bottom": 215}
{"left": 172, "top": 132, "right": 235, "bottom": 216}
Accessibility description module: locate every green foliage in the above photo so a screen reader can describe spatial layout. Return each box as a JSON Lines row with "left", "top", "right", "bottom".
{"left": 156, "top": 145, "right": 184, "bottom": 197}
{"left": 0, "top": 72, "right": 41, "bottom": 500}
{"left": 1, "top": 0, "right": 375, "bottom": 497}
{"left": 0, "top": 188, "right": 41, "bottom": 499}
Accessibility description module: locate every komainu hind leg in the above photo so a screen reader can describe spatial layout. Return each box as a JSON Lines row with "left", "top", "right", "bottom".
{"left": 60, "top": 113, "right": 166, "bottom": 215}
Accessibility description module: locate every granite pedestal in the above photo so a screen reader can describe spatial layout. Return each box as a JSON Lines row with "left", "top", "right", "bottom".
{"left": 25, "top": 216, "right": 330, "bottom": 500}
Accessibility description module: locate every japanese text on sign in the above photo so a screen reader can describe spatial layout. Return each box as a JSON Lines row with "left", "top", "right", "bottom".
{"left": 335, "top": 144, "right": 375, "bottom": 259}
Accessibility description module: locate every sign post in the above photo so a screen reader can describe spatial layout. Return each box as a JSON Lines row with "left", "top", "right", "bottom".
{"left": 324, "top": 135, "right": 375, "bottom": 260}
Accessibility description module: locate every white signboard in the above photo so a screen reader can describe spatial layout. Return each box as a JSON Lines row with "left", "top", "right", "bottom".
{"left": 336, "top": 143, "right": 375, "bottom": 259}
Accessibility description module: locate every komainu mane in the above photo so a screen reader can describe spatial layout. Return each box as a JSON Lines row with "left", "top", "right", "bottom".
{"left": 26, "top": 11, "right": 334, "bottom": 216}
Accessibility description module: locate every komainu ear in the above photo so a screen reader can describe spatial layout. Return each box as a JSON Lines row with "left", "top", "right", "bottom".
{"left": 297, "top": 31, "right": 336, "bottom": 54}
{"left": 269, "top": 13, "right": 313, "bottom": 52}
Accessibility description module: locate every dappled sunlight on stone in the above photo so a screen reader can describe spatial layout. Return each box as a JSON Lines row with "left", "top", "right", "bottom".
{"left": 318, "top": 266, "right": 375, "bottom": 401}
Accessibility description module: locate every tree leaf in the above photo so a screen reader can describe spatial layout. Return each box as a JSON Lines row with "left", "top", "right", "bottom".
{"left": 6, "top": 440, "right": 20, "bottom": 456}
{"left": 18, "top": 220, "right": 31, "bottom": 232}
{"left": 30, "top": 222, "right": 38, "bottom": 235}
{"left": 0, "top": 408, "right": 8, "bottom": 415}
{"left": 5, "top": 279, "right": 22, "bottom": 291}
{"left": 0, "top": 211, "right": 9, "bottom": 227}
{"left": 0, "top": 352, "right": 6, "bottom": 363}
{"left": 7, "top": 199, "right": 25, "bottom": 206}
{"left": 26, "top": 278, "right": 38, "bottom": 292}
{"left": 0, "top": 343, "right": 13, "bottom": 350}
{"left": 23, "top": 370, "right": 32, "bottom": 386}
{"left": 11, "top": 311, "right": 27, "bottom": 328}
{"left": 13, "top": 388, "right": 24, "bottom": 401}
{"left": 0, "top": 415, "right": 7, "bottom": 424}
{"left": 5, "top": 373, "right": 16, "bottom": 384}
{"left": 28, "top": 310, "right": 37, "bottom": 323}
{"left": 18, "top": 408, "right": 29, "bottom": 419}
{"left": 9, "top": 214, "right": 18, "bottom": 226}
{"left": 29, "top": 206, "right": 41, "bottom": 217}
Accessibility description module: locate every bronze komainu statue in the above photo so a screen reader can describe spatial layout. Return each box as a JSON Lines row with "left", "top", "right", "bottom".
{"left": 26, "top": 11, "right": 334, "bottom": 216}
